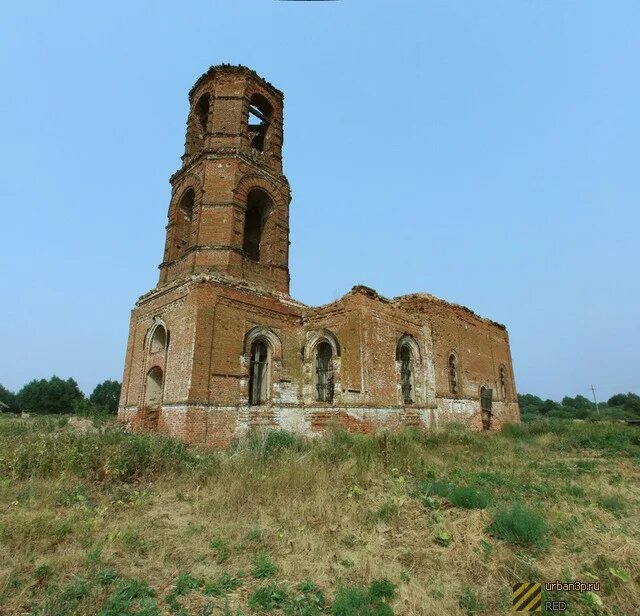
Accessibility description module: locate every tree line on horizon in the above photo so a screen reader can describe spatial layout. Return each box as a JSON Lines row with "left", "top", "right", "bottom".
{"left": 518, "top": 392, "right": 640, "bottom": 421}
{"left": 0, "top": 377, "right": 120, "bottom": 415}
{"left": 1, "top": 376, "right": 638, "bottom": 421}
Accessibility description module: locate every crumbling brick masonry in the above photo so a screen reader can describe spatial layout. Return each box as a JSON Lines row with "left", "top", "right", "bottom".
{"left": 118, "top": 65, "right": 520, "bottom": 447}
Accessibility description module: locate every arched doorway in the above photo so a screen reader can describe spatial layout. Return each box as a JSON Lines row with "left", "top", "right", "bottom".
{"left": 480, "top": 386, "right": 493, "bottom": 431}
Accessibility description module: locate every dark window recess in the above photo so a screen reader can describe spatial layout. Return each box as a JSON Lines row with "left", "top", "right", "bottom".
{"left": 499, "top": 366, "right": 508, "bottom": 399}
{"left": 449, "top": 354, "right": 458, "bottom": 394}
{"left": 175, "top": 189, "right": 195, "bottom": 252}
{"left": 315, "top": 342, "right": 334, "bottom": 403}
{"left": 186, "top": 94, "right": 210, "bottom": 154}
{"left": 242, "top": 189, "right": 271, "bottom": 261}
{"left": 399, "top": 344, "right": 413, "bottom": 404}
{"left": 249, "top": 340, "right": 268, "bottom": 405}
{"left": 248, "top": 94, "right": 272, "bottom": 152}
{"left": 194, "top": 94, "right": 210, "bottom": 136}
{"left": 243, "top": 207, "right": 262, "bottom": 260}
{"left": 480, "top": 387, "right": 493, "bottom": 411}
{"left": 480, "top": 386, "right": 493, "bottom": 431}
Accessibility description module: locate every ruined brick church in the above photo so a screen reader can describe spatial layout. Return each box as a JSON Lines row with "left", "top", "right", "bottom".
{"left": 118, "top": 65, "right": 520, "bottom": 447}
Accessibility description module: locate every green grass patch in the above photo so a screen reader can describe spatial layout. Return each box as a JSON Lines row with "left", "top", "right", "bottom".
{"left": 448, "top": 486, "right": 491, "bottom": 509}
{"left": 249, "top": 582, "right": 289, "bottom": 612}
{"left": 210, "top": 536, "right": 230, "bottom": 563}
{"left": 252, "top": 552, "right": 278, "bottom": 579}
{"left": 203, "top": 572, "right": 243, "bottom": 597}
{"left": 99, "top": 578, "right": 157, "bottom": 616}
{"left": 487, "top": 503, "right": 549, "bottom": 549}
{"left": 417, "top": 480, "right": 490, "bottom": 509}
{"left": 599, "top": 495, "right": 627, "bottom": 517}
{"left": 331, "top": 578, "right": 396, "bottom": 615}
{"left": 458, "top": 587, "right": 487, "bottom": 615}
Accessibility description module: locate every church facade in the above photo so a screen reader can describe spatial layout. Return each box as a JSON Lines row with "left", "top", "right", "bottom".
{"left": 118, "top": 65, "right": 520, "bottom": 447}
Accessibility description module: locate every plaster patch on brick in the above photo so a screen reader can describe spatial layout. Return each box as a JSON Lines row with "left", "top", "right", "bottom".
{"left": 276, "top": 407, "right": 313, "bottom": 434}
{"left": 437, "top": 398, "right": 477, "bottom": 417}
{"left": 275, "top": 381, "right": 298, "bottom": 404}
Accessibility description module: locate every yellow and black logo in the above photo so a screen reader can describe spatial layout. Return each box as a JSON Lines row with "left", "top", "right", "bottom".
{"left": 512, "top": 582, "right": 542, "bottom": 612}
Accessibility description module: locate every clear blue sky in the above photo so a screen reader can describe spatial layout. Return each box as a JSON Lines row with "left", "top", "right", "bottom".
{"left": 1, "top": 1, "right": 638, "bottom": 402}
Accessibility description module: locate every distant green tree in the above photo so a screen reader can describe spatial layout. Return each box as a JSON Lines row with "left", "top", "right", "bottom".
{"left": 607, "top": 392, "right": 640, "bottom": 415}
{"left": 517, "top": 394, "right": 543, "bottom": 415}
{"left": 561, "top": 395, "right": 593, "bottom": 411}
{"left": 16, "top": 376, "right": 84, "bottom": 414}
{"left": 0, "top": 384, "right": 17, "bottom": 410}
{"left": 607, "top": 393, "right": 626, "bottom": 407}
{"left": 89, "top": 380, "right": 121, "bottom": 414}
{"left": 538, "top": 399, "right": 560, "bottom": 415}
{"left": 517, "top": 394, "right": 561, "bottom": 416}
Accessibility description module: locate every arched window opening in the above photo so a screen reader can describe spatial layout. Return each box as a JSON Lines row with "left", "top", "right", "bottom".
{"left": 242, "top": 189, "right": 271, "bottom": 261}
{"left": 399, "top": 344, "right": 414, "bottom": 404}
{"left": 499, "top": 365, "right": 508, "bottom": 399}
{"left": 175, "top": 189, "right": 195, "bottom": 254}
{"left": 194, "top": 94, "right": 210, "bottom": 135}
{"left": 480, "top": 386, "right": 493, "bottom": 431}
{"left": 146, "top": 367, "right": 164, "bottom": 406}
{"left": 249, "top": 340, "right": 269, "bottom": 405}
{"left": 448, "top": 354, "right": 458, "bottom": 394}
{"left": 150, "top": 325, "right": 167, "bottom": 354}
{"left": 186, "top": 94, "right": 210, "bottom": 155}
{"left": 315, "top": 341, "right": 334, "bottom": 403}
{"left": 248, "top": 93, "right": 272, "bottom": 152}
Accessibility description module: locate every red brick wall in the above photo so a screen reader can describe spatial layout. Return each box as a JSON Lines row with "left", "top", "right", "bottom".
{"left": 118, "top": 279, "right": 519, "bottom": 447}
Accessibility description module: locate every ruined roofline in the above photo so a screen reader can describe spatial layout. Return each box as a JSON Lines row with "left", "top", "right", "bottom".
{"left": 306, "top": 285, "right": 505, "bottom": 330}
{"left": 393, "top": 292, "right": 507, "bottom": 330}
{"left": 189, "top": 64, "right": 284, "bottom": 100}
{"left": 299, "top": 285, "right": 389, "bottom": 313}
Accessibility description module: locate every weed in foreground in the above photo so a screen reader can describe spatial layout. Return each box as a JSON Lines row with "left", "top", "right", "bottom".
{"left": 210, "top": 536, "right": 230, "bottom": 563}
{"left": 252, "top": 552, "right": 278, "bottom": 579}
{"left": 172, "top": 571, "right": 202, "bottom": 596}
{"left": 487, "top": 503, "right": 549, "bottom": 549}
{"left": 417, "top": 480, "right": 490, "bottom": 509}
{"left": 599, "top": 495, "right": 627, "bottom": 517}
{"left": 448, "top": 486, "right": 491, "bottom": 509}
{"left": 99, "top": 578, "right": 157, "bottom": 616}
{"left": 203, "top": 572, "right": 243, "bottom": 597}
{"left": 249, "top": 582, "right": 289, "bottom": 612}
{"left": 31, "top": 576, "right": 90, "bottom": 616}
{"left": 331, "top": 579, "right": 395, "bottom": 615}
{"left": 459, "top": 587, "right": 487, "bottom": 615}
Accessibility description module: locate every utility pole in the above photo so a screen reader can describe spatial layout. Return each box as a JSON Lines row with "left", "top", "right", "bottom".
{"left": 590, "top": 385, "right": 600, "bottom": 416}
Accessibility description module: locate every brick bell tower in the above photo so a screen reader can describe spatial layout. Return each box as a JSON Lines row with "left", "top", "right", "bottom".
{"left": 119, "top": 64, "right": 520, "bottom": 446}
{"left": 159, "top": 65, "right": 291, "bottom": 293}
{"left": 119, "top": 66, "right": 301, "bottom": 444}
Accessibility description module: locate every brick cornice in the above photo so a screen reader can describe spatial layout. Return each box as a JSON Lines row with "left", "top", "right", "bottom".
{"left": 170, "top": 148, "right": 290, "bottom": 189}
{"left": 136, "top": 271, "right": 306, "bottom": 309}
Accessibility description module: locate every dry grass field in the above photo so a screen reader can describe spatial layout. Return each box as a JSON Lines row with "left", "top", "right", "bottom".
{"left": 0, "top": 415, "right": 638, "bottom": 615}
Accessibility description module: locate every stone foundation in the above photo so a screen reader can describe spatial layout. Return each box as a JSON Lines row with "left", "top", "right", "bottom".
{"left": 119, "top": 399, "right": 520, "bottom": 449}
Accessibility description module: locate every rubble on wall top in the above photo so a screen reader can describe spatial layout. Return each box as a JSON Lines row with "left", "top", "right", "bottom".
{"left": 349, "top": 285, "right": 391, "bottom": 302}
{"left": 316, "top": 286, "right": 506, "bottom": 330}
{"left": 393, "top": 292, "right": 506, "bottom": 330}
{"left": 139, "top": 277, "right": 505, "bottom": 331}
{"left": 189, "top": 64, "right": 284, "bottom": 100}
